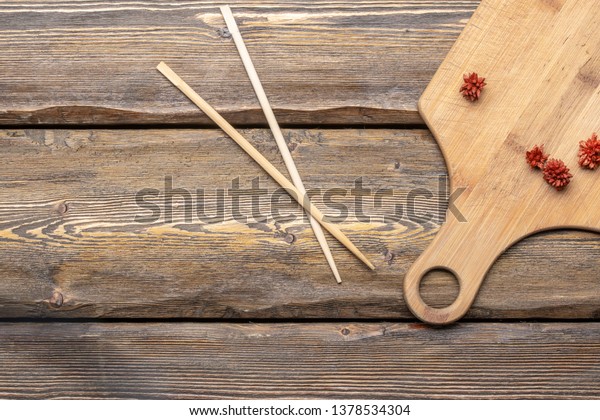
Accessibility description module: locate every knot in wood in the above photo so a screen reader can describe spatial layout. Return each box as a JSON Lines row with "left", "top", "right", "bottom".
{"left": 284, "top": 233, "right": 296, "bottom": 244}
{"left": 217, "top": 27, "right": 231, "bottom": 38}
{"left": 56, "top": 201, "right": 68, "bottom": 215}
{"left": 49, "top": 291, "right": 63, "bottom": 308}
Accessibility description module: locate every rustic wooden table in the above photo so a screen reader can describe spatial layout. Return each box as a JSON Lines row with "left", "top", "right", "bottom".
{"left": 0, "top": 0, "right": 598, "bottom": 399}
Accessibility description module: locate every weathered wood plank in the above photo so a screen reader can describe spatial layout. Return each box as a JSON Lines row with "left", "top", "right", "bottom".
{"left": 0, "top": 0, "right": 477, "bottom": 126}
{"left": 0, "top": 322, "right": 598, "bottom": 398}
{"left": 1, "top": 128, "right": 599, "bottom": 319}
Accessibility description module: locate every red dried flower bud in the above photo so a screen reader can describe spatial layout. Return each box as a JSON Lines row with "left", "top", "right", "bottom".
{"left": 525, "top": 145, "right": 548, "bottom": 169}
{"left": 543, "top": 158, "right": 573, "bottom": 191}
{"left": 460, "top": 72, "right": 486, "bottom": 101}
{"left": 578, "top": 133, "right": 600, "bottom": 170}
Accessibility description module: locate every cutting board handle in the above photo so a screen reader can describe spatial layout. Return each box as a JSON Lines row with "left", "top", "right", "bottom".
{"left": 403, "top": 220, "right": 504, "bottom": 324}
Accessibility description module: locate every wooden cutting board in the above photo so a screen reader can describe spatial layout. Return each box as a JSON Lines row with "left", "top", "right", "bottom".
{"left": 404, "top": 0, "right": 600, "bottom": 324}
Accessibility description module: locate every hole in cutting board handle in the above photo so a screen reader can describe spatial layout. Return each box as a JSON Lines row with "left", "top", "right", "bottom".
{"left": 404, "top": 264, "right": 471, "bottom": 324}
{"left": 419, "top": 269, "right": 460, "bottom": 309}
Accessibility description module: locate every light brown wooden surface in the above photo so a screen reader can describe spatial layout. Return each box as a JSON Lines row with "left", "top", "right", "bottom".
{"left": 1, "top": 0, "right": 600, "bottom": 400}
{"left": 406, "top": 0, "right": 600, "bottom": 324}
{"left": 0, "top": 322, "right": 598, "bottom": 399}
{"left": 0, "top": 0, "right": 477, "bottom": 126}
{"left": 1, "top": 128, "right": 599, "bottom": 320}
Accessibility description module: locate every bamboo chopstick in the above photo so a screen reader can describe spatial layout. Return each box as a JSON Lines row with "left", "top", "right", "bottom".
{"left": 220, "top": 5, "right": 342, "bottom": 284}
{"left": 156, "top": 62, "right": 375, "bottom": 270}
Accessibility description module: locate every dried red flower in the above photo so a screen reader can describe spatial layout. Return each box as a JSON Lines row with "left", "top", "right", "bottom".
{"left": 460, "top": 72, "right": 486, "bottom": 101}
{"left": 578, "top": 133, "right": 600, "bottom": 170}
{"left": 543, "top": 158, "right": 573, "bottom": 190}
{"left": 525, "top": 145, "right": 548, "bottom": 169}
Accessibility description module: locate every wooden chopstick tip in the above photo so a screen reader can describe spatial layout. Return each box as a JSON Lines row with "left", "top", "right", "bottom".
{"left": 156, "top": 61, "right": 170, "bottom": 75}
{"left": 156, "top": 62, "right": 182, "bottom": 88}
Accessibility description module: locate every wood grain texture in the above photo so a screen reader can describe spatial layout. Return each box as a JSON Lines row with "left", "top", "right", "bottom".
{"left": 406, "top": 0, "right": 600, "bottom": 324}
{"left": 0, "top": 0, "right": 477, "bottom": 126}
{"left": 0, "top": 322, "right": 598, "bottom": 399}
{"left": 0, "top": 128, "right": 599, "bottom": 319}
{"left": 156, "top": 61, "right": 374, "bottom": 269}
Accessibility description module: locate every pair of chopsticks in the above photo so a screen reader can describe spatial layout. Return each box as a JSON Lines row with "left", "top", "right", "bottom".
{"left": 156, "top": 6, "right": 375, "bottom": 281}
{"left": 220, "top": 5, "right": 342, "bottom": 282}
